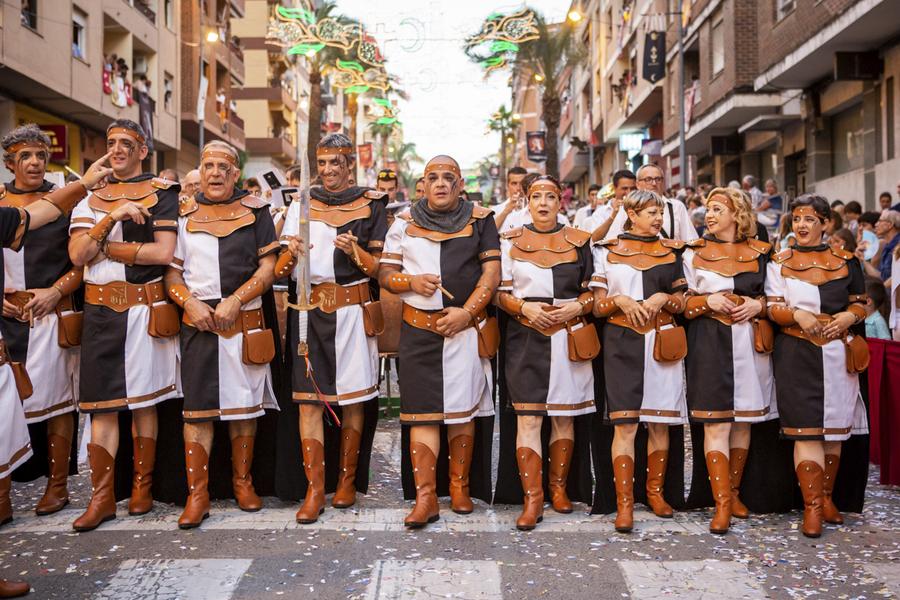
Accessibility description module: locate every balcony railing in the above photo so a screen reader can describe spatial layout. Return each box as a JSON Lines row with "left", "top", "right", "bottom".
{"left": 134, "top": 0, "right": 156, "bottom": 24}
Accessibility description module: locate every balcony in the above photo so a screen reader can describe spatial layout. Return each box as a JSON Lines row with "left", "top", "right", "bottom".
{"left": 246, "top": 136, "right": 296, "bottom": 163}
{"left": 231, "top": 86, "right": 297, "bottom": 113}
{"left": 559, "top": 145, "right": 590, "bottom": 182}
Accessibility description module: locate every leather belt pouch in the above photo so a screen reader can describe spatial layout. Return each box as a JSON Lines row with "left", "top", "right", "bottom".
{"left": 476, "top": 314, "right": 500, "bottom": 359}
{"left": 653, "top": 318, "right": 687, "bottom": 362}
{"left": 752, "top": 318, "right": 774, "bottom": 354}
{"left": 844, "top": 334, "right": 869, "bottom": 373}
{"left": 567, "top": 319, "right": 600, "bottom": 361}
{"left": 362, "top": 300, "right": 385, "bottom": 337}
{"left": 56, "top": 295, "right": 83, "bottom": 348}
{"left": 148, "top": 302, "right": 180, "bottom": 338}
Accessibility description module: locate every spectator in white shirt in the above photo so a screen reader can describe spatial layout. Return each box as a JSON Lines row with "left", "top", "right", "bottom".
{"left": 573, "top": 184, "right": 602, "bottom": 230}
{"left": 586, "top": 170, "right": 636, "bottom": 242}
{"left": 742, "top": 175, "right": 764, "bottom": 210}
{"left": 494, "top": 166, "right": 528, "bottom": 231}
{"left": 605, "top": 164, "right": 697, "bottom": 241}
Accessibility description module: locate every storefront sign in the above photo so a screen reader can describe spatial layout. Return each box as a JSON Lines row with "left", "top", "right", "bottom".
{"left": 40, "top": 124, "right": 68, "bottom": 162}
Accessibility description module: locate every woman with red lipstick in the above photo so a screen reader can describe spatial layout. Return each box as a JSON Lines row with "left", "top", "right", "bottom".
{"left": 765, "top": 194, "right": 868, "bottom": 538}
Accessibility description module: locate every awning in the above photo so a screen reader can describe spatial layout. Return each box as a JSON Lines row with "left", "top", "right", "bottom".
{"left": 738, "top": 113, "right": 802, "bottom": 134}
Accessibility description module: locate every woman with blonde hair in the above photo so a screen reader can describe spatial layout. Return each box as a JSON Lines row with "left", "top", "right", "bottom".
{"left": 681, "top": 187, "right": 776, "bottom": 534}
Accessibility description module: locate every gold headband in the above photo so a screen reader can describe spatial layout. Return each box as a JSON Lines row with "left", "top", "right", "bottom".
{"left": 316, "top": 146, "right": 353, "bottom": 157}
{"left": 529, "top": 181, "right": 560, "bottom": 195}
{"left": 7, "top": 141, "right": 49, "bottom": 155}
{"left": 792, "top": 205, "right": 821, "bottom": 219}
{"left": 201, "top": 149, "right": 238, "bottom": 166}
{"left": 707, "top": 194, "right": 735, "bottom": 211}
{"left": 107, "top": 126, "right": 146, "bottom": 144}
{"left": 424, "top": 163, "right": 461, "bottom": 177}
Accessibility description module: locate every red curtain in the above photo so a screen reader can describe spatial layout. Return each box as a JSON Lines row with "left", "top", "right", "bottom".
{"left": 867, "top": 338, "right": 900, "bottom": 485}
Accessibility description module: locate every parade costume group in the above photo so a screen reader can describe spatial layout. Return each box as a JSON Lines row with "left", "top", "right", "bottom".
{"left": 0, "top": 122, "right": 873, "bottom": 596}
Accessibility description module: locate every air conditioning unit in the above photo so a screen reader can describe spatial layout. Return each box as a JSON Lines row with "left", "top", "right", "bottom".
{"left": 834, "top": 52, "right": 882, "bottom": 81}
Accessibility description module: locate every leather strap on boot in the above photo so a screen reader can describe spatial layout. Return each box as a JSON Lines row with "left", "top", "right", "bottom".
{"left": 822, "top": 454, "right": 843, "bottom": 525}
{"left": 646, "top": 450, "right": 674, "bottom": 517}
{"left": 404, "top": 442, "right": 439, "bottom": 528}
{"left": 0, "top": 477, "right": 11, "bottom": 526}
{"left": 448, "top": 434, "right": 474, "bottom": 515}
{"left": 332, "top": 429, "right": 361, "bottom": 509}
{"left": 178, "top": 443, "right": 210, "bottom": 529}
{"left": 796, "top": 460, "right": 824, "bottom": 538}
{"left": 729, "top": 447, "right": 750, "bottom": 519}
{"left": 706, "top": 451, "right": 731, "bottom": 534}
{"left": 35, "top": 434, "right": 71, "bottom": 515}
{"left": 613, "top": 455, "right": 634, "bottom": 533}
{"left": 548, "top": 439, "right": 574, "bottom": 514}
{"left": 296, "top": 439, "right": 326, "bottom": 524}
{"left": 128, "top": 437, "right": 156, "bottom": 516}
{"left": 231, "top": 436, "right": 262, "bottom": 512}
{"left": 516, "top": 447, "right": 544, "bottom": 531}
{"left": 0, "top": 578, "right": 30, "bottom": 598}
{"left": 73, "top": 444, "right": 117, "bottom": 531}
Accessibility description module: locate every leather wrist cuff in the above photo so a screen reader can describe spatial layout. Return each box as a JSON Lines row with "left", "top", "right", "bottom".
{"left": 594, "top": 296, "right": 618, "bottom": 317}
{"left": 385, "top": 272, "right": 413, "bottom": 293}
{"left": 168, "top": 283, "right": 193, "bottom": 309}
{"left": 274, "top": 249, "right": 298, "bottom": 279}
{"left": 232, "top": 276, "right": 266, "bottom": 306}
{"left": 87, "top": 214, "right": 115, "bottom": 244}
{"left": 496, "top": 292, "right": 525, "bottom": 316}
{"left": 755, "top": 296, "right": 767, "bottom": 314}
{"left": 105, "top": 241, "right": 143, "bottom": 266}
{"left": 52, "top": 268, "right": 82, "bottom": 297}
{"left": 40, "top": 181, "right": 87, "bottom": 216}
{"left": 463, "top": 284, "right": 493, "bottom": 318}
{"left": 684, "top": 295, "right": 710, "bottom": 319}
{"left": 351, "top": 244, "right": 378, "bottom": 276}
{"left": 577, "top": 291, "right": 594, "bottom": 315}
{"left": 665, "top": 293, "right": 685, "bottom": 314}
{"left": 769, "top": 304, "right": 796, "bottom": 326}
{"left": 846, "top": 303, "right": 866, "bottom": 323}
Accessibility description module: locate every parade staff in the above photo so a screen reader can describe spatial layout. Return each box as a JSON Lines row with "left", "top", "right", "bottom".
{"left": 68, "top": 119, "right": 181, "bottom": 531}
{"left": 591, "top": 189, "right": 688, "bottom": 532}
{"left": 765, "top": 194, "right": 868, "bottom": 538}
{"left": 279, "top": 133, "right": 388, "bottom": 524}
{"left": 380, "top": 155, "right": 500, "bottom": 528}
{"left": 682, "top": 187, "right": 776, "bottom": 534}
{"left": 605, "top": 164, "right": 696, "bottom": 241}
{"left": 494, "top": 175, "right": 596, "bottom": 530}
{"left": 0, "top": 125, "right": 82, "bottom": 517}
{"left": 0, "top": 146, "right": 108, "bottom": 599}
{"left": 164, "top": 141, "right": 279, "bottom": 528}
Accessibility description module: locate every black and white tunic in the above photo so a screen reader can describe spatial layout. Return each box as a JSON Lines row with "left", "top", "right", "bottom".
{"left": 765, "top": 245, "right": 868, "bottom": 441}
{"left": 171, "top": 191, "right": 279, "bottom": 422}
{"left": 0, "top": 206, "right": 33, "bottom": 478}
{"left": 69, "top": 175, "right": 180, "bottom": 413}
{"left": 498, "top": 224, "right": 595, "bottom": 416}
{"left": 1, "top": 182, "right": 78, "bottom": 423}
{"left": 683, "top": 236, "right": 776, "bottom": 422}
{"left": 281, "top": 188, "right": 388, "bottom": 405}
{"left": 382, "top": 207, "right": 500, "bottom": 425}
{"left": 590, "top": 233, "right": 688, "bottom": 424}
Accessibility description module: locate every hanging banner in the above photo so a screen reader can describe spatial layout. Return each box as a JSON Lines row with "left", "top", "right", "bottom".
{"left": 357, "top": 143, "right": 373, "bottom": 169}
{"left": 39, "top": 125, "right": 68, "bottom": 162}
{"left": 526, "top": 131, "right": 546, "bottom": 162}
{"left": 642, "top": 31, "right": 665, "bottom": 83}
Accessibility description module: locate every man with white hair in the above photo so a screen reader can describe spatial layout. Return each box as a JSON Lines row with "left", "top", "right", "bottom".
{"left": 742, "top": 175, "right": 764, "bottom": 210}
{"left": 604, "top": 164, "right": 697, "bottom": 241}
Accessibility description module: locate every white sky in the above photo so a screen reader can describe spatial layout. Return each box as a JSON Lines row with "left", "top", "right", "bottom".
{"left": 334, "top": 0, "right": 568, "bottom": 170}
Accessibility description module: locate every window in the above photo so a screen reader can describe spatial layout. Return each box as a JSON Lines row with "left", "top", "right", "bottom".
{"left": 887, "top": 77, "right": 895, "bottom": 161}
{"left": 711, "top": 19, "right": 724, "bottom": 75}
{"left": 21, "top": 0, "right": 37, "bottom": 30}
{"left": 164, "top": 0, "right": 174, "bottom": 29}
{"left": 776, "top": 0, "right": 795, "bottom": 21}
{"left": 164, "top": 72, "right": 174, "bottom": 112}
{"left": 72, "top": 8, "right": 87, "bottom": 60}
{"left": 831, "top": 104, "right": 864, "bottom": 176}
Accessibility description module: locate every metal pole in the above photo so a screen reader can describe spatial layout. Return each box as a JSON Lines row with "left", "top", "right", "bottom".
{"left": 198, "top": 26, "right": 205, "bottom": 153}
{"left": 676, "top": 2, "right": 687, "bottom": 188}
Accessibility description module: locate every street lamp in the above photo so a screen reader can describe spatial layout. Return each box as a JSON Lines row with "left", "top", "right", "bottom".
{"left": 533, "top": 73, "right": 544, "bottom": 82}
{"left": 198, "top": 26, "right": 219, "bottom": 152}
{"left": 567, "top": 10, "right": 582, "bottom": 23}
{"left": 206, "top": 30, "right": 219, "bottom": 43}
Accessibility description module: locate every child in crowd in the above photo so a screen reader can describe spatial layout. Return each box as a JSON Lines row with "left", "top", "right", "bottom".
{"left": 865, "top": 278, "right": 891, "bottom": 340}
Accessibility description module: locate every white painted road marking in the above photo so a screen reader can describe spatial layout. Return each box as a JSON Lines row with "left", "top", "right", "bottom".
{"left": 94, "top": 558, "right": 252, "bottom": 600}
{"left": 365, "top": 559, "right": 502, "bottom": 600}
{"left": 619, "top": 560, "right": 767, "bottom": 599}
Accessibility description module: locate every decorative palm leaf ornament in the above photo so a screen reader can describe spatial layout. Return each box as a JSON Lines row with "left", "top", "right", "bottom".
{"left": 463, "top": 8, "right": 540, "bottom": 74}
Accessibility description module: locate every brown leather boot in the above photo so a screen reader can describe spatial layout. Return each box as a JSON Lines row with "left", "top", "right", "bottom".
{"left": 548, "top": 439, "right": 574, "bottom": 514}
{"left": 0, "top": 477, "right": 11, "bottom": 527}
{"left": 332, "top": 428, "right": 361, "bottom": 509}
{"left": 706, "top": 451, "right": 731, "bottom": 534}
{"left": 646, "top": 450, "right": 673, "bottom": 518}
{"left": 73, "top": 444, "right": 116, "bottom": 531}
{"left": 822, "top": 454, "right": 843, "bottom": 525}
{"left": 729, "top": 447, "right": 750, "bottom": 519}
{"left": 231, "top": 436, "right": 262, "bottom": 512}
{"left": 36, "top": 434, "right": 71, "bottom": 515}
{"left": 404, "top": 442, "right": 439, "bottom": 528}
{"left": 613, "top": 455, "right": 635, "bottom": 533}
{"left": 796, "top": 460, "right": 824, "bottom": 538}
{"left": 127, "top": 437, "right": 155, "bottom": 516}
{"left": 0, "top": 579, "right": 30, "bottom": 598}
{"left": 515, "top": 447, "right": 544, "bottom": 531}
{"left": 296, "top": 439, "right": 326, "bottom": 524}
{"left": 448, "top": 434, "right": 474, "bottom": 514}
{"left": 178, "top": 443, "right": 210, "bottom": 529}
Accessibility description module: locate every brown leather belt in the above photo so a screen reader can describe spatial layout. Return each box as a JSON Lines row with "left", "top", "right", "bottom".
{"left": 310, "top": 281, "right": 371, "bottom": 314}
{"left": 5, "top": 291, "right": 76, "bottom": 323}
{"left": 402, "top": 303, "right": 485, "bottom": 336}
{"left": 781, "top": 314, "right": 834, "bottom": 347}
{"left": 513, "top": 305, "right": 580, "bottom": 336}
{"left": 0, "top": 340, "right": 9, "bottom": 366}
{"left": 703, "top": 311, "right": 736, "bottom": 326}
{"left": 607, "top": 309, "right": 675, "bottom": 335}
{"left": 85, "top": 281, "right": 167, "bottom": 312}
{"left": 183, "top": 307, "right": 265, "bottom": 339}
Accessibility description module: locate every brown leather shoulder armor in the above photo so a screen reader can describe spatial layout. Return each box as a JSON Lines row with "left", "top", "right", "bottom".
{"left": 746, "top": 237, "right": 772, "bottom": 255}
{"left": 89, "top": 179, "right": 159, "bottom": 213}
{"left": 501, "top": 227, "right": 524, "bottom": 240}
{"left": 606, "top": 237, "right": 676, "bottom": 271}
{"left": 310, "top": 196, "right": 372, "bottom": 228}
{"left": 596, "top": 238, "right": 619, "bottom": 247}
{"left": 185, "top": 198, "right": 256, "bottom": 237}
{"left": 240, "top": 194, "right": 269, "bottom": 210}
{"left": 692, "top": 238, "right": 766, "bottom": 277}
{"left": 830, "top": 246, "right": 854, "bottom": 261}
{"left": 471, "top": 205, "right": 493, "bottom": 219}
{"left": 564, "top": 226, "right": 591, "bottom": 247}
{"left": 660, "top": 239, "right": 686, "bottom": 250}
{"left": 151, "top": 177, "right": 177, "bottom": 190}
{"left": 686, "top": 238, "right": 706, "bottom": 248}
{"left": 509, "top": 227, "right": 580, "bottom": 268}
{"left": 364, "top": 189, "right": 388, "bottom": 202}
{"left": 178, "top": 195, "right": 199, "bottom": 216}
{"left": 0, "top": 185, "right": 55, "bottom": 208}
{"left": 779, "top": 247, "right": 849, "bottom": 285}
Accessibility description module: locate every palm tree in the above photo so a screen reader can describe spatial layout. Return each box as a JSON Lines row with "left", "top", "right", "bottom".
{"left": 390, "top": 141, "right": 423, "bottom": 195}
{"left": 487, "top": 105, "right": 519, "bottom": 193}
{"left": 367, "top": 120, "right": 398, "bottom": 168}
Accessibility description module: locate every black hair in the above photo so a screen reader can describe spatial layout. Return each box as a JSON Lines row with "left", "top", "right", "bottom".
{"left": 377, "top": 169, "right": 398, "bottom": 183}
{"left": 859, "top": 211, "right": 881, "bottom": 227}
{"left": 612, "top": 169, "right": 636, "bottom": 187}
{"left": 107, "top": 118, "right": 147, "bottom": 142}
{"left": 520, "top": 172, "right": 541, "bottom": 194}
{"left": 879, "top": 191, "right": 892, "bottom": 201}
{"left": 866, "top": 277, "right": 888, "bottom": 322}
{"left": 588, "top": 184, "right": 601, "bottom": 193}
{"left": 526, "top": 174, "right": 561, "bottom": 195}
{"left": 790, "top": 194, "right": 831, "bottom": 222}
{"left": 844, "top": 201, "right": 862, "bottom": 215}
{"left": 831, "top": 199, "right": 845, "bottom": 208}
{"left": 508, "top": 166, "right": 527, "bottom": 177}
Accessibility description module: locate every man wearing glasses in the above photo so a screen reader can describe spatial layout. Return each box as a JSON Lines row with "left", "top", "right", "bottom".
{"left": 604, "top": 164, "right": 697, "bottom": 241}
